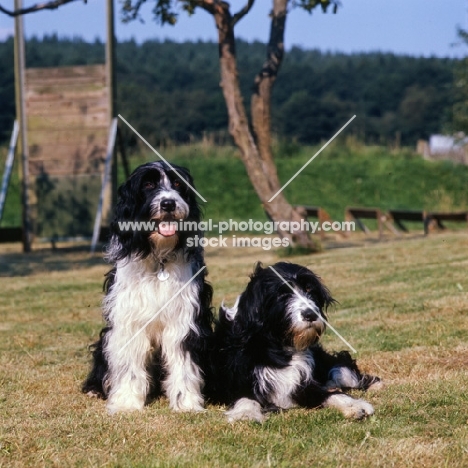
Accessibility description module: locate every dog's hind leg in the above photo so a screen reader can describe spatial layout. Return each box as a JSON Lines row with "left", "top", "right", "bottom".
{"left": 327, "top": 366, "right": 383, "bottom": 391}
{"left": 311, "top": 347, "right": 382, "bottom": 391}
{"left": 82, "top": 327, "right": 110, "bottom": 398}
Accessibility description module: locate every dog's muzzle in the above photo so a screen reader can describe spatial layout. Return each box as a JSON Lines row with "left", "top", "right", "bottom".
{"left": 292, "top": 317, "right": 326, "bottom": 350}
{"left": 150, "top": 198, "right": 188, "bottom": 237}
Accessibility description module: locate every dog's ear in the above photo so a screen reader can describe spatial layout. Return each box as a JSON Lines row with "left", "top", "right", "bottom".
{"left": 318, "top": 281, "right": 336, "bottom": 312}
{"left": 113, "top": 164, "right": 153, "bottom": 222}
{"left": 114, "top": 179, "right": 138, "bottom": 221}
{"left": 107, "top": 170, "right": 150, "bottom": 262}
{"left": 251, "top": 261, "right": 264, "bottom": 278}
{"left": 236, "top": 271, "right": 272, "bottom": 328}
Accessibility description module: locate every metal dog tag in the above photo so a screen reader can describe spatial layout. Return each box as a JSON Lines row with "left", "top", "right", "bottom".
{"left": 157, "top": 264, "right": 169, "bottom": 281}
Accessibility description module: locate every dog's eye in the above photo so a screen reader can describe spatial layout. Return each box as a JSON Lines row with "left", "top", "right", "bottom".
{"left": 143, "top": 181, "right": 155, "bottom": 190}
{"left": 280, "top": 281, "right": 294, "bottom": 293}
{"left": 173, "top": 179, "right": 182, "bottom": 188}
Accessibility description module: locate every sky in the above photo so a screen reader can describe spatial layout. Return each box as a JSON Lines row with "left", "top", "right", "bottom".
{"left": 0, "top": 0, "right": 467, "bottom": 57}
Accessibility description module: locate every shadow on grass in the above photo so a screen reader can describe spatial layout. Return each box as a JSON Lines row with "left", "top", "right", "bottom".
{"left": 0, "top": 233, "right": 428, "bottom": 276}
{"left": 0, "top": 243, "right": 107, "bottom": 277}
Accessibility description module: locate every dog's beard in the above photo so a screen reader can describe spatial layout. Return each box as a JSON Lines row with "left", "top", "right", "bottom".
{"left": 148, "top": 205, "right": 187, "bottom": 260}
{"left": 148, "top": 218, "right": 181, "bottom": 260}
{"left": 291, "top": 321, "right": 326, "bottom": 351}
{"left": 148, "top": 230, "right": 179, "bottom": 260}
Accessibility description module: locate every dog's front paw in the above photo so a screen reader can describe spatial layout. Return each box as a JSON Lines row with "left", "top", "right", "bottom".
{"left": 346, "top": 399, "right": 374, "bottom": 420}
{"left": 225, "top": 398, "right": 265, "bottom": 423}
{"left": 170, "top": 392, "right": 205, "bottom": 413}
{"left": 324, "top": 394, "right": 374, "bottom": 420}
{"left": 106, "top": 393, "right": 145, "bottom": 415}
{"left": 85, "top": 390, "right": 103, "bottom": 399}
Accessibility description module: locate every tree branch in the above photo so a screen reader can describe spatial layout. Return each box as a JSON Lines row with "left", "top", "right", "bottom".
{"left": 231, "top": 0, "right": 255, "bottom": 27}
{"left": 0, "top": 0, "right": 83, "bottom": 17}
{"left": 121, "top": 0, "right": 146, "bottom": 23}
{"left": 190, "top": 0, "right": 226, "bottom": 16}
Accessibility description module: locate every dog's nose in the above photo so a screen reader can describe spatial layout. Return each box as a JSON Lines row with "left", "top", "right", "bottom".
{"left": 160, "top": 199, "right": 176, "bottom": 212}
{"left": 301, "top": 308, "right": 319, "bottom": 322}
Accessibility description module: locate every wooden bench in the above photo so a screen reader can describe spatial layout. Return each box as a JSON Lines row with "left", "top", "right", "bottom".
{"left": 387, "top": 209, "right": 428, "bottom": 234}
{"left": 345, "top": 207, "right": 398, "bottom": 239}
{"left": 294, "top": 205, "right": 332, "bottom": 223}
{"left": 388, "top": 210, "right": 468, "bottom": 235}
{"left": 426, "top": 212, "right": 468, "bottom": 232}
{"left": 293, "top": 205, "right": 336, "bottom": 239}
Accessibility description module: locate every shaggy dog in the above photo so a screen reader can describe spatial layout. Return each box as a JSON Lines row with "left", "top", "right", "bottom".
{"left": 211, "top": 262, "right": 380, "bottom": 422}
{"left": 82, "top": 161, "right": 213, "bottom": 414}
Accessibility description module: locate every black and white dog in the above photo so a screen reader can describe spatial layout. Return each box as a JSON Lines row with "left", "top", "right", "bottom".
{"left": 212, "top": 262, "right": 380, "bottom": 422}
{"left": 82, "top": 161, "right": 213, "bottom": 414}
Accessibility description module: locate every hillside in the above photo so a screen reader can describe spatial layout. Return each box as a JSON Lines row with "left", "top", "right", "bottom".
{"left": 1, "top": 143, "right": 466, "bottom": 230}
{"left": 0, "top": 37, "right": 455, "bottom": 146}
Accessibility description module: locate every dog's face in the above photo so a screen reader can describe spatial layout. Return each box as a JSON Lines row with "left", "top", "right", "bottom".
{"left": 109, "top": 161, "right": 201, "bottom": 261}
{"left": 139, "top": 163, "right": 192, "bottom": 251}
{"left": 281, "top": 264, "right": 333, "bottom": 350}
{"left": 230, "top": 262, "right": 335, "bottom": 350}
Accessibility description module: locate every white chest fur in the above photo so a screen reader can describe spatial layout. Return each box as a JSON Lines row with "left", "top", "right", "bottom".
{"left": 254, "top": 351, "right": 314, "bottom": 409}
{"left": 104, "top": 253, "right": 200, "bottom": 338}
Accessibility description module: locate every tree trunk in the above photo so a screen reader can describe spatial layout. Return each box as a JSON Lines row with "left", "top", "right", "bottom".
{"left": 205, "top": 0, "right": 318, "bottom": 250}
{"left": 251, "top": 0, "right": 287, "bottom": 190}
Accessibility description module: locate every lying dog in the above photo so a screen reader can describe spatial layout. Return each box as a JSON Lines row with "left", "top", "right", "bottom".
{"left": 211, "top": 262, "right": 381, "bottom": 422}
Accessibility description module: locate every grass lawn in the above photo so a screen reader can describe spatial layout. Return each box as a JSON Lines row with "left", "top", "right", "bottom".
{"left": 0, "top": 231, "right": 467, "bottom": 467}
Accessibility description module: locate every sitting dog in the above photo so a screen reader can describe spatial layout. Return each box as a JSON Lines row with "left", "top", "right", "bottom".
{"left": 211, "top": 262, "right": 380, "bottom": 422}
{"left": 82, "top": 161, "right": 213, "bottom": 414}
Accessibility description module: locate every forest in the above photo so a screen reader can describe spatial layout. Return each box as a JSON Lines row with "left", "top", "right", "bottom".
{"left": 0, "top": 35, "right": 456, "bottom": 146}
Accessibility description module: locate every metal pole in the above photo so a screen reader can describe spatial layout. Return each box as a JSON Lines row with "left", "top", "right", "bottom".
{"left": 0, "top": 121, "right": 19, "bottom": 222}
{"left": 91, "top": 118, "right": 118, "bottom": 254}
{"left": 14, "top": 0, "right": 32, "bottom": 252}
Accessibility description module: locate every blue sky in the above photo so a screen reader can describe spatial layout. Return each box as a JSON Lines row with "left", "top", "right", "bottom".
{"left": 0, "top": 0, "right": 467, "bottom": 57}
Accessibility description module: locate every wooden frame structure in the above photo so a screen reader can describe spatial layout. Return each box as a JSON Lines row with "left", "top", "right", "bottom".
{"left": 1, "top": 0, "right": 123, "bottom": 251}
{"left": 25, "top": 64, "right": 113, "bottom": 241}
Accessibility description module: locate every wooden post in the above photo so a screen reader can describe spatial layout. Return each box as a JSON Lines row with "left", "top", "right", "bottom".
{"left": 106, "top": 0, "right": 116, "bottom": 123}
{"left": 106, "top": 0, "right": 118, "bottom": 214}
{"left": 14, "top": 0, "right": 32, "bottom": 252}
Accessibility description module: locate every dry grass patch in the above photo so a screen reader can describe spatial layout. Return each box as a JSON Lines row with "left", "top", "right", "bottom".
{"left": 0, "top": 232, "right": 467, "bottom": 467}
